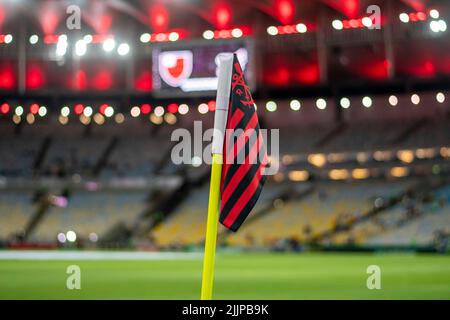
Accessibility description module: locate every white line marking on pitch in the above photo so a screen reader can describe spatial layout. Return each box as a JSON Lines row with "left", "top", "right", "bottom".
{"left": 0, "top": 250, "right": 203, "bottom": 261}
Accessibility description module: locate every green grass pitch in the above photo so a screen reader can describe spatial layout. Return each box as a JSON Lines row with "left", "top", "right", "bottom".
{"left": 0, "top": 252, "right": 449, "bottom": 299}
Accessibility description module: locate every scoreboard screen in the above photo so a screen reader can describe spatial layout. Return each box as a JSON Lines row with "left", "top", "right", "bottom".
{"left": 152, "top": 40, "right": 254, "bottom": 97}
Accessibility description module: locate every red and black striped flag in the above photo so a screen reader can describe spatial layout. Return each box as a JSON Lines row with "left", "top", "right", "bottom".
{"left": 219, "top": 54, "right": 268, "bottom": 232}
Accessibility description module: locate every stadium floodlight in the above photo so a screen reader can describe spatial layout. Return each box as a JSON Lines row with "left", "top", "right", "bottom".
{"left": 436, "top": 92, "right": 445, "bottom": 103}
{"left": 430, "top": 20, "right": 440, "bottom": 32}
{"left": 168, "top": 32, "right": 179, "bottom": 42}
{"left": 316, "top": 98, "right": 327, "bottom": 110}
{"left": 115, "top": 113, "right": 125, "bottom": 124}
{"left": 191, "top": 156, "right": 202, "bottom": 167}
{"left": 332, "top": 20, "right": 343, "bottom": 30}
{"left": 202, "top": 30, "right": 214, "bottom": 40}
{"left": 15, "top": 106, "right": 24, "bottom": 116}
{"left": 4, "top": 34, "right": 13, "bottom": 44}
{"left": 93, "top": 113, "right": 105, "bottom": 125}
{"left": 429, "top": 9, "right": 440, "bottom": 19}
{"left": 56, "top": 36, "right": 68, "bottom": 57}
{"left": 103, "top": 38, "right": 116, "bottom": 52}
{"left": 80, "top": 114, "right": 91, "bottom": 125}
{"left": 340, "top": 97, "right": 351, "bottom": 109}
{"left": 26, "top": 113, "right": 35, "bottom": 124}
{"left": 89, "top": 232, "right": 98, "bottom": 242}
{"left": 66, "top": 230, "right": 77, "bottom": 242}
{"left": 178, "top": 103, "right": 189, "bottom": 115}
{"left": 265, "top": 101, "right": 277, "bottom": 112}
{"left": 38, "top": 106, "right": 47, "bottom": 117}
{"left": 296, "top": 23, "right": 307, "bottom": 33}
{"left": 390, "top": 166, "right": 409, "bottom": 177}
{"left": 231, "top": 28, "right": 243, "bottom": 38}
{"left": 130, "top": 106, "right": 141, "bottom": 117}
{"left": 362, "top": 96, "right": 372, "bottom": 108}
{"left": 150, "top": 113, "right": 163, "bottom": 125}
{"left": 164, "top": 113, "right": 177, "bottom": 125}
{"left": 56, "top": 44, "right": 67, "bottom": 56}
{"left": 267, "top": 26, "right": 278, "bottom": 35}
{"left": 438, "top": 20, "right": 447, "bottom": 32}
{"left": 61, "top": 106, "right": 70, "bottom": 117}
{"left": 117, "top": 43, "right": 130, "bottom": 56}
{"left": 58, "top": 115, "right": 68, "bottom": 125}
{"left": 83, "top": 106, "right": 93, "bottom": 117}
{"left": 154, "top": 106, "right": 165, "bottom": 117}
{"left": 75, "top": 39, "right": 87, "bottom": 56}
{"left": 104, "top": 106, "right": 114, "bottom": 117}
{"left": 411, "top": 94, "right": 420, "bottom": 105}
{"left": 57, "top": 233, "right": 66, "bottom": 243}
{"left": 29, "top": 34, "right": 39, "bottom": 44}
{"left": 140, "top": 33, "right": 151, "bottom": 43}
{"left": 290, "top": 99, "right": 301, "bottom": 111}
{"left": 389, "top": 95, "right": 398, "bottom": 106}
{"left": 399, "top": 13, "right": 409, "bottom": 23}
{"left": 83, "top": 34, "right": 93, "bottom": 44}
{"left": 198, "top": 103, "right": 208, "bottom": 114}
{"left": 362, "top": 17, "right": 373, "bottom": 28}
{"left": 12, "top": 114, "right": 21, "bottom": 124}
{"left": 288, "top": 170, "right": 309, "bottom": 181}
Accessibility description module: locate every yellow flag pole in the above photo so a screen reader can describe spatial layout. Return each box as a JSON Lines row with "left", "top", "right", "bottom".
{"left": 200, "top": 153, "right": 223, "bottom": 300}
{"left": 200, "top": 53, "right": 233, "bottom": 300}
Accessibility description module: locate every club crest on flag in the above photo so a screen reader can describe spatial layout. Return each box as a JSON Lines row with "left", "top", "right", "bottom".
{"left": 158, "top": 50, "right": 193, "bottom": 87}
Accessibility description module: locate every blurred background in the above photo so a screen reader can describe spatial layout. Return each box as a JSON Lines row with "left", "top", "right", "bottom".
{"left": 0, "top": 0, "right": 450, "bottom": 254}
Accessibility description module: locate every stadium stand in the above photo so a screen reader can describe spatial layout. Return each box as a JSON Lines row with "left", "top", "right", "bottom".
{"left": 30, "top": 190, "right": 148, "bottom": 242}
{"left": 0, "top": 92, "right": 449, "bottom": 250}
{"left": 0, "top": 191, "right": 35, "bottom": 240}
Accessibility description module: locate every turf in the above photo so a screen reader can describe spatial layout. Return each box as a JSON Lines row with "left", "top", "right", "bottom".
{"left": 0, "top": 252, "right": 449, "bottom": 299}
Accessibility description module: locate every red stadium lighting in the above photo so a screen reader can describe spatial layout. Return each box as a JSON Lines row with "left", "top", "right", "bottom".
{"left": 275, "top": 0, "right": 295, "bottom": 25}
{"left": 400, "top": 11, "right": 434, "bottom": 24}
{"left": 140, "top": 31, "right": 183, "bottom": 43}
{"left": 0, "top": 63, "right": 16, "bottom": 90}
{"left": 267, "top": 23, "right": 307, "bottom": 36}
{"left": 92, "top": 70, "right": 112, "bottom": 90}
{"left": 134, "top": 71, "right": 152, "bottom": 91}
{"left": 26, "top": 64, "right": 45, "bottom": 90}
{"left": 74, "top": 103, "right": 84, "bottom": 115}
{"left": 213, "top": 2, "right": 232, "bottom": 29}
{"left": 96, "top": 15, "right": 113, "bottom": 34}
{"left": 0, "top": 102, "right": 10, "bottom": 114}
{"left": 73, "top": 70, "right": 87, "bottom": 90}
{"left": 29, "top": 103, "right": 39, "bottom": 115}
{"left": 204, "top": 27, "right": 249, "bottom": 40}
{"left": 0, "top": 34, "right": 13, "bottom": 44}
{"left": 140, "top": 103, "right": 151, "bottom": 114}
{"left": 99, "top": 103, "right": 109, "bottom": 115}
{"left": 150, "top": 4, "right": 169, "bottom": 32}
{"left": 207, "top": 100, "right": 216, "bottom": 112}
{"left": 38, "top": 1, "right": 62, "bottom": 35}
{"left": 43, "top": 34, "right": 59, "bottom": 44}
{"left": 91, "top": 34, "right": 114, "bottom": 44}
{"left": 416, "top": 12, "right": 426, "bottom": 21}
{"left": 167, "top": 103, "right": 178, "bottom": 114}
{"left": 340, "top": 17, "right": 375, "bottom": 29}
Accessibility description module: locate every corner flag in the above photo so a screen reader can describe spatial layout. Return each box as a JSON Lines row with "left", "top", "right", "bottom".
{"left": 219, "top": 54, "right": 267, "bottom": 232}
{"left": 201, "top": 53, "right": 267, "bottom": 300}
